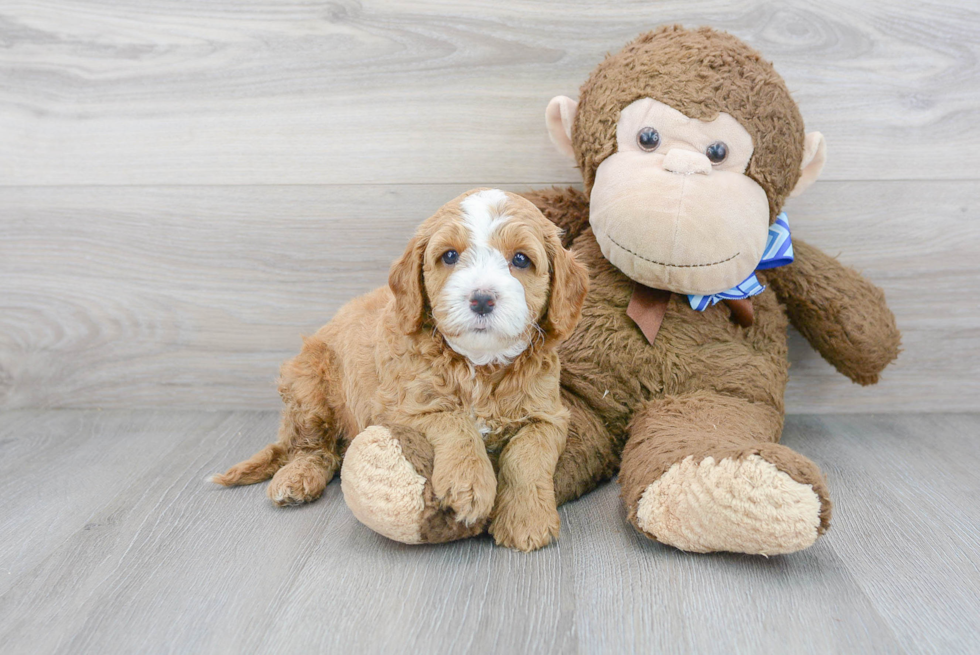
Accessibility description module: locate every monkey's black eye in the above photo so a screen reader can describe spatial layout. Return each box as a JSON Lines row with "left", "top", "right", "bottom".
{"left": 441, "top": 250, "right": 459, "bottom": 265}
{"left": 706, "top": 142, "right": 728, "bottom": 164}
{"left": 636, "top": 127, "right": 661, "bottom": 152}
{"left": 511, "top": 252, "right": 530, "bottom": 269}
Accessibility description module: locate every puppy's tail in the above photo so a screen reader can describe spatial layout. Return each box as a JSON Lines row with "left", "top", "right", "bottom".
{"left": 210, "top": 443, "right": 289, "bottom": 486}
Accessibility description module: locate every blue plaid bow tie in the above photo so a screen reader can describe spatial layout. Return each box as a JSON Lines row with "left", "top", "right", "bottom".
{"left": 688, "top": 213, "right": 794, "bottom": 311}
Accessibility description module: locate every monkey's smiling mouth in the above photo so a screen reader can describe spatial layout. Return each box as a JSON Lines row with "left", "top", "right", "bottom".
{"left": 606, "top": 233, "right": 740, "bottom": 268}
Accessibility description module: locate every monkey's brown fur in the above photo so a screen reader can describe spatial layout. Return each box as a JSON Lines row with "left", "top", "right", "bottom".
{"left": 366, "top": 26, "right": 900, "bottom": 552}
{"left": 575, "top": 25, "right": 806, "bottom": 222}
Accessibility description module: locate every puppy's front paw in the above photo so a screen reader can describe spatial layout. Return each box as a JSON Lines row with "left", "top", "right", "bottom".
{"left": 432, "top": 455, "right": 496, "bottom": 526}
{"left": 489, "top": 494, "right": 561, "bottom": 552}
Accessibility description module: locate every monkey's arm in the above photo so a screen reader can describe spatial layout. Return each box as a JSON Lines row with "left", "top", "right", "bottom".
{"left": 765, "top": 238, "right": 900, "bottom": 385}
{"left": 521, "top": 187, "right": 591, "bottom": 248}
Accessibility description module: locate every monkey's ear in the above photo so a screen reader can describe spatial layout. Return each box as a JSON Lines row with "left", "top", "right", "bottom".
{"left": 789, "top": 132, "right": 827, "bottom": 198}
{"left": 545, "top": 96, "right": 578, "bottom": 160}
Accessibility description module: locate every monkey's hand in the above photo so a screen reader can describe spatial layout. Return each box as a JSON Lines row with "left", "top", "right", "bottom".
{"left": 766, "top": 238, "right": 900, "bottom": 385}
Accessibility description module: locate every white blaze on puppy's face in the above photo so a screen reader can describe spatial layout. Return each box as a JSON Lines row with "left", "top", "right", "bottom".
{"left": 434, "top": 189, "right": 531, "bottom": 366}
{"left": 390, "top": 188, "right": 585, "bottom": 367}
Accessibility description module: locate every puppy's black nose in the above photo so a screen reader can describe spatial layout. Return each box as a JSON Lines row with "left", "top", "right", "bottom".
{"left": 469, "top": 292, "right": 496, "bottom": 316}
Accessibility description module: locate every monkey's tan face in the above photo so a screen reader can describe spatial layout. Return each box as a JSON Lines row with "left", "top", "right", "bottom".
{"left": 588, "top": 99, "right": 770, "bottom": 295}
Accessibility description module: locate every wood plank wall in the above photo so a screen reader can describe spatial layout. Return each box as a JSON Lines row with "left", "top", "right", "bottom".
{"left": 2, "top": 0, "right": 978, "bottom": 412}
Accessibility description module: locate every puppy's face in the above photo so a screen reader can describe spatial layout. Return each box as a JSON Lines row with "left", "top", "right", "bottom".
{"left": 389, "top": 189, "right": 588, "bottom": 366}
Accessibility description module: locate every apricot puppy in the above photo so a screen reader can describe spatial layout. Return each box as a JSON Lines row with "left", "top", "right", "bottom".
{"left": 213, "top": 189, "right": 589, "bottom": 551}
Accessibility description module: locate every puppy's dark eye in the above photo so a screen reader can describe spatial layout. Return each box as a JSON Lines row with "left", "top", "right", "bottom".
{"left": 637, "top": 127, "right": 660, "bottom": 152}
{"left": 441, "top": 250, "right": 459, "bottom": 265}
{"left": 511, "top": 252, "right": 530, "bottom": 269}
{"left": 706, "top": 142, "right": 728, "bottom": 164}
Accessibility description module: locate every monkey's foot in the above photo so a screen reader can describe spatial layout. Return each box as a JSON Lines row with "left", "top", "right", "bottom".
{"left": 628, "top": 451, "right": 827, "bottom": 556}
{"left": 341, "top": 425, "right": 486, "bottom": 544}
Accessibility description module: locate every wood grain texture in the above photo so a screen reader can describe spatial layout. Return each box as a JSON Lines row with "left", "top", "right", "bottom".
{"left": 1, "top": 410, "right": 978, "bottom": 654}
{"left": 1, "top": 1, "right": 977, "bottom": 412}
{"left": 2, "top": 181, "right": 978, "bottom": 412}
{"left": 0, "top": 409, "right": 576, "bottom": 655}
{"left": 1, "top": 0, "right": 978, "bottom": 185}
{"left": 0, "top": 409, "right": 233, "bottom": 595}
{"left": 795, "top": 414, "right": 980, "bottom": 654}
{"left": 564, "top": 482, "right": 902, "bottom": 654}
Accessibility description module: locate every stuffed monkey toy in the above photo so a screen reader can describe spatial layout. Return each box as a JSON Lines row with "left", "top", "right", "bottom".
{"left": 340, "top": 25, "right": 901, "bottom": 555}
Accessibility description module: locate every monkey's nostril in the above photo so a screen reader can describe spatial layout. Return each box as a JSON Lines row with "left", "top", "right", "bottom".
{"left": 469, "top": 292, "right": 496, "bottom": 316}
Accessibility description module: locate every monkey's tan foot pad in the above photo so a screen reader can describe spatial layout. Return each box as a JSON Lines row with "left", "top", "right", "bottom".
{"left": 632, "top": 454, "right": 824, "bottom": 555}
{"left": 341, "top": 425, "right": 485, "bottom": 544}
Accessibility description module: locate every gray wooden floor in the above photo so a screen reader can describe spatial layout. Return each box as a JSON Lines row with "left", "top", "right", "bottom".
{"left": 1, "top": 411, "right": 977, "bottom": 655}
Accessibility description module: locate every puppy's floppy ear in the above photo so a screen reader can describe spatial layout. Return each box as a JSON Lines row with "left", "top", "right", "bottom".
{"left": 388, "top": 233, "right": 429, "bottom": 334}
{"left": 541, "top": 229, "right": 589, "bottom": 342}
